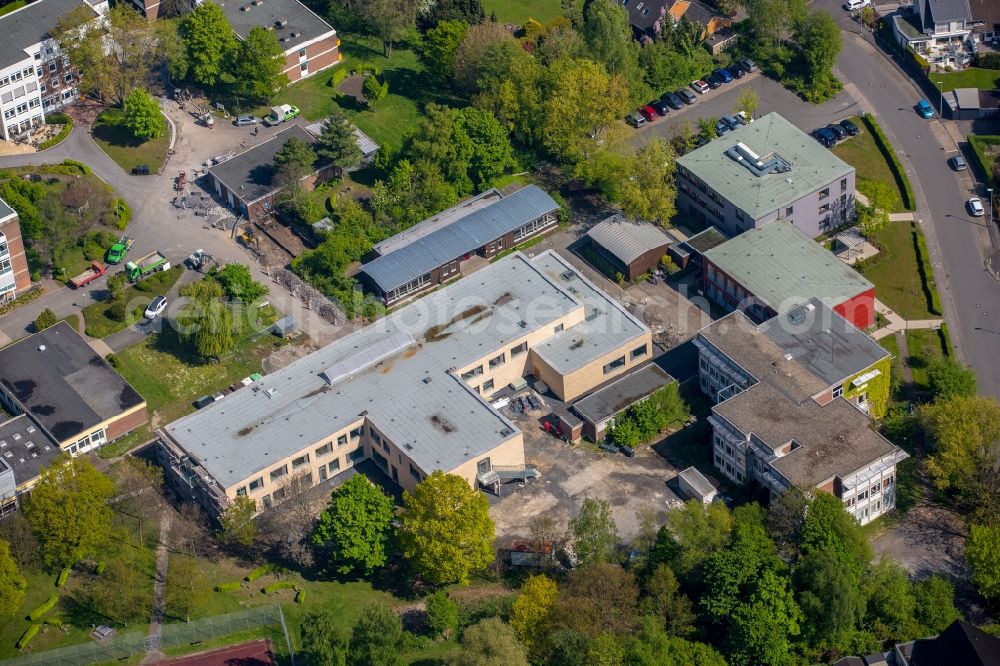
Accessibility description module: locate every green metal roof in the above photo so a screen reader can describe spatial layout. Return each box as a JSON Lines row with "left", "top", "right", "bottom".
{"left": 703, "top": 220, "right": 873, "bottom": 312}
{"left": 676, "top": 113, "right": 855, "bottom": 220}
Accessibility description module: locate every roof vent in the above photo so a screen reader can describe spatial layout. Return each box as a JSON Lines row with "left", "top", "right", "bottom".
{"left": 422, "top": 377, "right": 432, "bottom": 384}
{"left": 38, "top": 345, "right": 45, "bottom": 351}
{"left": 240, "top": 4, "right": 249, "bottom": 10}
{"left": 784, "top": 353, "right": 793, "bottom": 361}
{"left": 289, "top": 31, "right": 299, "bottom": 38}
{"left": 805, "top": 302, "right": 816, "bottom": 311}
{"left": 265, "top": 387, "right": 278, "bottom": 398}
{"left": 276, "top": 18, "right": 288, "bottom": 28}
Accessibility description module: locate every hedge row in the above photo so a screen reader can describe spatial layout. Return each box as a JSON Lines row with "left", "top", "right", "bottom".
{"left": 16, "top": 624, "right": 40, "bottom": 649}
{"left": 245, "top": 563, "right": 283, "bottom": 582}
{"left": 911, "top": 223, "right": 942, "bottom": 316}
{"left": 56, "top": 568, "right": 70, "bottom": 588}
{"left": 967, "top": 135, "right": 1000, "bottom": 188}
{"left": 38, "top": 117, "right": 73, "bottom": 150}
{"left": 262, "top": 581, "right": 297, "bottom": 594}
{"left": 294, "top": 589, "right": 306, "bottom": 604}
{"left": 0, "top": 286, "right": 43, "bottom": 316}
{"left": 939, "top": 323, "right": 954, "bottom": 357}
{"left": 113, "top": 198, "right": 131, "bottom": 230}
{"left": 61, "top": 159, "right": 91, "bottom": 174}
{"left": 27, "top": 594, "right": 59, "bottom": 621}
{"left": 215, "top": 581, "right": 242, "bottom": 592}
{"left": 862, "top": 114, "right": 916, "bottom": 210}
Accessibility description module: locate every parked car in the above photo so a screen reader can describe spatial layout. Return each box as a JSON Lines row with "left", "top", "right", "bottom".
{"left": 967, "top": 197, "right": 985, "bottom": 216}
{"left": 691, "top": 80, "right": 710, "bottom": 94}
{"left": 730, "top": 63, "right": 745, "bottom": 79}
{"left": 844, "top": 0, "right": 870, "bottom": 9}
{"left": 695, "top": 134, "right": 711, "bottom": 147}
{"left": 948, "top": 155, "right": 968, "bottom": 170}
{"left": 741, "top": 58, "right": 757, "bottom": 72}
{"left": 840, "top": 119, "right": 860, "bottom": 136}
{"left": 715, "top": 119, "right": 731, "bottom": 136}
{"left": 677, "top": 88, "right": 698, "bottom": 104}
{"left": 713, "top": 68, "right": 733, "bottom": 83}
{"left": 619, "top": 444, "right": 635, "bottom": 458}
{"left": 626, "top": 111, "right": 647, "bottom": 128}
{"left": 599, "top": 441, "right": 620, "bottom": 454}
{"left": 736, "top": 111, "right": 750, "bottom": 124}
{"left": 234, "top": 115, "right": 259, "bottom": 126}
{"left": 144, "top": 295, "right": 168, "bottom": 319}
{"left": 827, "top": 123, "right": 848, "bottom": 140}
{"left": 813, "top": 127, "right": 837, "bottom": 147}
{"left": 650, "top": 99, "right": 670, "bottom": 116}
{"left": 917, "top": 99, "right": 935, "bottom": 118}
{"left": 721, "top": 114, "right": 742, "bottom": 130}
{"left": 705, "top": 73, "right": 722, "bottom": 89}
{"left": 639, "top": 105, "right": 658, "bottom": 122}
{"left": 661, "top": 92, "right": 684, "bottom": 110}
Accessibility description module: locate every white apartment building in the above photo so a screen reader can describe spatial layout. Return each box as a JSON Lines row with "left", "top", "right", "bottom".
{"left": 0, "top": 0, "right": 105, "bottom": 142}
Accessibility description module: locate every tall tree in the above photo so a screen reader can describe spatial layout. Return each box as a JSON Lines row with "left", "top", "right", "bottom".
{"left": 418, "top": 19, "right": 469, "bottom": 82}
{"left": 650, "top": 499, "right": 732, "bottom": 581}
{"left": 313, "top": 474, "right": 395, "bottom": 575}
{"left": 0, "top": 539, "right": 25, "bottom": 619}
{"left": 178, "top": 0, "right": 237, "bottom": 87}
{"left": 913, "top": 575, "right": 960, "bottom": 634}
{"left": 123, "top": 88, "right": 165, "bottom": 140}
{"left": 24, "top": 455, "right": 114, "bottom": 569}
{"left": 510, "top": 574, "right": 559, "bottom": 653}
{"left": 315, "top": 108, "right": 363, "bottom": 173}
{"left": 581, "top": 0, "right": 640, "bottom": 80}
{"left": 274, "top": 137, "right": 318, "bottom": 183}
{"left": 626, "top": 617, "right": 727, "bottom": 666}
{"left": 570, "top": 498, "right": 619, "bottom": 565}
{"left": 425, "top": 590, "right": 459, "bottom": 639}
{"left": 863, "top": 558, "right": 917, "bottom": 642}
{"left": 454, "top": 618, "right": 529, "bottom": 666}
{"left": 397, "top": 471, "right": 494, "bottom": 585}
{"left": 795, "top": 8, "right": 842, "bottom": 85}
{"left": 301, "top": 610, "right": 349, "bottom": 666}
{"left": 552, "top": 563, "right": 640, "bottom": 637}
{"left": 799, "top": 492, "right": 871, "bottom": 574}
{"left": 792, "top": 547, "right": 865, "bottom": 654}
{"left": 735, "top": 88, "right": 760, "bottom": 120}
{"left": 640, "top": 564, "right": 695, "bottom": 637}
{"left": 178, "top": 278, "right": 236, "bottom": 359}
{"left": 348, "top": 602, "right": 403, "bottom": 666}
{"left": 164, "top": 554, "right": 205, "bottom": 622}
{"left": 457, "top": 107, "right": 516, "bottom": 191}
{"left": 726, "top": 569, "right": 802, "bottom": 666}
{"left": 966, "top": 523, "right": 1000, "bottom": 603}
{"left": 215, "top": 263, "right": 269, "bottom": 304}
{"left": 219, "top": 494, "right": 257, "bottom": 546}
{"left": 230, "top": 26, "right": 289, "bottom": 103}
{"left": 926, "top": 356, "right": 978, "bottom": 399}
{"left": 540, "top": 59, "right": 630, "bottom": 161}
{"left": 359, "top": 0, "right": 416, "bottom": 57}
{"left": 89, "top": 537, "right": 154, "bottom": 624}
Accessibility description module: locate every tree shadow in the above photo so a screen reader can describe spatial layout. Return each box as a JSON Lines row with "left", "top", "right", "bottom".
{"left": 92, "top": 116, "right": 146, "bottom": 149}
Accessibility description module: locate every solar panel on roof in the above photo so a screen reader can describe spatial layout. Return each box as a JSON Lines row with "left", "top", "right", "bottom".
{"left": 319, "top": 331, "right": 415, "bottom": 385}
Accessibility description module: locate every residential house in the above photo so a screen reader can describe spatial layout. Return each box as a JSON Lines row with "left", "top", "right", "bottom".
{"left": 159, "top": 250, "right": 652, "bottom": 519}
{"left": 676, "top": 113, "right": 856, "bottom": 238}
{"left": 893, "top": 0, "right": 974, "bottom": 69}
{"left": 0, "top": 0, "right": 106, "bottom": 141}
{"left": 694, "top": 298, "right": 907, "bottom": 525}
{"left": 970, "top": 0, "right": 1000, "bottom": 45}
{"left": 0, "top": 198, "right": 31, "bottom": 304}
{"left": 701, "top": 220, "right": 876, "bottom": 328}
{"left": 835, "top": 619, "right": 1000, "bottom": 666}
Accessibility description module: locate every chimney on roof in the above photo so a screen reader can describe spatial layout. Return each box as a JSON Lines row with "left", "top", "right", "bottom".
{"left": 276, "top": 17, "right": 288, "bottom": 28}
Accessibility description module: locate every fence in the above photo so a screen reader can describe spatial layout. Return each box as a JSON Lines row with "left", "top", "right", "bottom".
{"left": 0, "top": 605, "right": 293, "bottom": 666}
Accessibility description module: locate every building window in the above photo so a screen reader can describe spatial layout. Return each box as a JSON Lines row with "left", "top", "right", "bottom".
{"left": 337, "top": 434, "right": 348, "bottom": 446}
{"left": 482, "top": 378, "right": 494, "bottom": 392}
{"left": 489, "top": 353, "right": 505, "bottom": 369}
{"left": 63, "top": 73, "right": 73, "bottom": 83}
{"left": 50, "top": 78, "right": 58, "bottom": 88}
{"left": 511, "top": 341, "right": 527, "bottom": 357}
{"left": 298, "top": 48, "right": 306, "bottom": 57}
{"left": 329, "top": 459, "right": 341, "bottom": 473}
{"left": 410, "top": 463, "right": 421, "bottom": 480}
{"left": 833, "top": 385, "right": 843, "bottom": 398}
{"left": 262, "top": 494, "right": 272, "bottom": 509}
{"left": 269, "top": 465, "right": 288, "bottom": 481}
{"left": 603, "top": 356, "right": 626, "bottom": 375}
{"left": 350, "top": 427, "right": 363, "bottom": 439}
{"left": 630, "top": 343, "right": 647, "bottom": 360}
{"left": 236, "top": 486, "right": 247, "bottom": 497}
{"left": 48, "top": 63, "right": 57, "bottom": 73}
{"left": 785, "top": 206, "right": 793, "bottom": 217}
{"left": 348, "top": 448, "right": 365, "bottom": 464}
{"left": 841, "top": 178, "right": 848, "bottom": 192}
{"left": 460, "top": 365, "right": 483, "bottom": 380}
{"left": 819, "top": 187, "right": 830, "bottom": 200}
{"left": 300, "top": 62, "right": 308, "bottom": 72}
{"left": 554, "top": 323, "right": 564, "bottom": 333}
{"left": 315, "top": 442, "right": 333, "bottom": 457}
{"left": 291, "top": 454, "right": 310, "bottom": 470}
{"left": 371, "top": 431, "right": 382, "bottom": 445}
{"left": 249, "top": 477, "right": 264, "bottom": 491}
{"left": 382, "top": 440, "right": 390, "bottom": 453}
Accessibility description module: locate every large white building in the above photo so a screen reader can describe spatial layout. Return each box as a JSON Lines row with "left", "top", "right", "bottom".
{"left": 0, "top": 0, "right": 105, "bottom": 142}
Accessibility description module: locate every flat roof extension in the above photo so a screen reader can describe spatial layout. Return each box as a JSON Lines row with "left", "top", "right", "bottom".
{"left": 207, "top": 125, "right": 318, "bottom": 205}
{"left": 0, "top": 414, "right": 60, "bottom": 488}
{"left": 217, "top": 0, "right": 335, "bottom": 50}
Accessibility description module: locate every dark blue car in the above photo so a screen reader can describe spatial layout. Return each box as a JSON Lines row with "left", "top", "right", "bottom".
{"left": 713, "top": 68, "right": 733, "bottom": 83}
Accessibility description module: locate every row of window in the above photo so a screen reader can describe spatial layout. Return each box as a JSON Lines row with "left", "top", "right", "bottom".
{"left": 843, "top": 475, "right": 893, "bottom": 507}
{"left": 512, "top": 215, "right": 554, "bottom": 242}
{"left": 3, "top": 97, "right": 40, "bottom": 119}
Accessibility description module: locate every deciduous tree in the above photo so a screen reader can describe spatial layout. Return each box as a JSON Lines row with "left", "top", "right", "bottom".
{"left": 34, "top": 308, "right": 58, "bottom": 331}
{"left": 651, "top": 499, "right": 732, "bottom": 581}
{"left": 123, "top": 88, "right": 165, "bottom": 140}
{"left": 178, "top": 278, "right": 236, "bottom": 359}
{"left": 219, "top": 494, "right": 257, "bottom": 546}
{"left": 454, "top": 618, "right": 528, "bottom": 666}
{"left": 418, "top": 19, "right": 468, "bottom": 81}
{"left": 359, "top": 0, "right": 416, "bottom": 57}
{"left": 793, "top": 547, "right": 864, "bottom": 654}
{"left": 165, "top": 553, "right": 206, "bottom": 622}
{"left": 914, "top": 575, "right": 960, "bottom": 634}
{"left": 230, "top": 26, "right": 289, "bottom": 103}
{"left": 540, "top": 59, "right": 629, "bottom": 161}
{"left": 426, "top": 590, "right": 459, "bottom": 638}
{"left": 863, "top": 558, "right": 917, "bottom": 642}
{"left": 552, "top": 563, "right": 639, "bottom": 637}
{"left": 313, "top": 474, "right": 395, "bottom": 575}
{"left": 177, "top": 1, "right": 237, "bottom": 87}
{"left": 0, "top": 540, "right": 25, "bottom": 619}
{"left": 796, "top": 8, "right": 842, "bottom": 85}
{"left": 397, "top": 471, "right": 494, "bottom": 585}
{"left": 726, "top": 569, "right": 802, "bottom": 666}
{"left": 570, "top": 498, "right": 618, "bottom": 565}
{"left": 581, "top": 0, "right": 640, "bottom": 82}
{"left": 348, "top": 602, "right": 403, "bottom": 666}
{"left": 640, "top": 564, "right": 695, "bottom": 637}
{"left": 799, "top": 492, "right": 871, "bottom": 574}
{"left": 301, "top": 610, "right": 348, "bottom": 666}
{"left": 966, "top": 523, "right": 1000, "bottom": 603}
{"left": 626, "top": 617, "right": 727, "bottom": 666}
{"left": 215, "top": 263, "right": 269, "bottom": 304}
{"left": 89, "top": 538, "right": 154, "bottom": 624}
{"left": 510, "top": 574, "right": 558, "bottom": 652}
{"left": 735, "top": 88, "right": 760, "bottom": 120}
{"left": 24, "top": 455, "right": 115, "bottom": 569}
{"left": 926, "top": 356, "right": 978, "bottom": 400}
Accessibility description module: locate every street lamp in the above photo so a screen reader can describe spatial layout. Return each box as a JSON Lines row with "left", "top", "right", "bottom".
{"left": 988, "top": 188, "right": 994, "bottom": 227}
{"left": 938, "top": 81, "right": 944, "bottom": 117}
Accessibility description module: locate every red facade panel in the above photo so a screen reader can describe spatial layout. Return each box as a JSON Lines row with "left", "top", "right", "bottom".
{"left": 834, "top": 288, "right": 875, "bottom": 330}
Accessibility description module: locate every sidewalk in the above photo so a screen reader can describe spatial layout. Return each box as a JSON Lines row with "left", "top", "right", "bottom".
{"left": 871, "top": 298, "right": 943, "bottom": 340}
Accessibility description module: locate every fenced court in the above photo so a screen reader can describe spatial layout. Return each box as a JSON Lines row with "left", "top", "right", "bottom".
{"left": 161, "top": 638, "right": 276, "bottom": 665}
{"left": 0, "top": 606, "right": 292, "bottom": 666}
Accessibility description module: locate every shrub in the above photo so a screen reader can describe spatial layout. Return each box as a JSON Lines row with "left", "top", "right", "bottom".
{"left": 39, "top": 117, "right": 73, "bottom": 150}
{"left": 34, "top": 308, "right": 57, "bottom": 331}
{"left": 0, "top": 286, "right": 43, "bottom": 315}
{"left": 113, "top": 198, "right": 131, "bottom": 230}
{"left": 912, "top": 225, "right": 942, "bottom": 315}
{"left": 28, "top": 594, "right": 59, "bottom": 620}
{"left": 215, "top": 581, "right": 243, "bottom": 592}
{"left": 550, "top": 191, "right": 571, "bottom": 227}
{"left": 43, "top": 616, "right": 63, "bottom": 627}
{"left": 294, "top": 589, "right": 306, "bottom": 604}
{"left": 106, "top": 301, "right": 128, "bottom": 322}
{"left": 46, "top": 112, "right": 71, "bottom": 124}
{"left": 976, "top": 52, "right": 1000, "bottom": 70}
{"left": 245, "top": 563, "right": 283, "bottom": 582}
{"left": 862, "top": 115, "right": 915, "bottom": 210}
{"left": 95, "top": 561, "right": 106, "bottom": 575}
{"left": 331, "top": 67, "right": 349, "bottom": 87}
{"left": 261, "top": 581, "right": 297, "bottom": 594}
{"left": 16, "top": 624, "right": 40, "bottom": 649}
{"left": 61, "top": 159, "right": 90, "bottom": 174}
{"left": 56, "top": 567, "right": 70, "bottom": 588}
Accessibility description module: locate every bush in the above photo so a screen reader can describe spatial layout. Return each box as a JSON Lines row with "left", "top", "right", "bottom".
{"left": 261, "top": 581, "right": 297, "bottom": 594}
{"left": 0, "top": 286, "right": 43, "bottom": 315}
{"left": 27, "top": 594, "right": 59, "bottom": 620}
{"left": 56, "top": 567, "right": 70, "bottom": 588}
{"left": 61, "top": 159, "right": 90, "bottom": 174}
{"left": 968, "top": 134, "right": 1000, "bottom": 188}
{"left": 215, "top": 581, "right": 243, "bottom": 592}
{"left": 550, "top": 191, "right": 571, "bottom": 227}
{"left": 46, "top": 112, "right": 71, "bottom": 125}
{"left": 245, "top": 563, "right": 283, "bottom": 582}
{"left": 34, "top": 308, "right": 57, "bottom": 331}
{"left": 106, "top": 301, "right": 128, "bottom": 322}
{"left": 95, "top": 562, "right": 106, "bottom": 575}
{"left": 331, "top": 67, "right": 349, "bottom": 87}
{"left": 16, "top": 624, "right": 40, "bottom": 649}
{"left": 294, "top": 589, "right": 306, "bottom": 604}
{"left": 862, "top": 115, "right": 915, "bottom": 210}
{"left": 39, "top": 117, "right": 73, "bottom": 150}
{"left": 976, "top": 52, "right": 1000, "bottom": 70}
{"left": 113, "top": 198, "right": 131, "bottom": 230}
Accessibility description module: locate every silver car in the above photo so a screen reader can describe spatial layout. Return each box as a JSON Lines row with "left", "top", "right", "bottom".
{"left": 967, "top": 197, "right": 985, "bottom": 217}
{"left": 234, "top": 115, "right": 259, "bottom": 126}
{"left": 948, "top": 155, "right": 967, "bottom": 171}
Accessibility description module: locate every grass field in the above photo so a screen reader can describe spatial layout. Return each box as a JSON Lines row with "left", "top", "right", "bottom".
{"left": 483, "top": 0, "right": 563, "bottom": 23}
{"left": 856, "top": 221, "right": 939, "bottom": 320}
{"left": 936, "top": 67, "right": 1000, "bottom": 93}
{"left": 832, "top": 117, "right": 907, "bottom": 213}
{"left": 0, "top": 0, "right": 27, "bottom": 17}
{"left": 92, "top": 108, "right": 170, "bottom": 174}
{"left": 906, "top": 328, "right": 947, "bottom": 392}
{"left": 82, "top": 265, "right": 183, "bottom": 338}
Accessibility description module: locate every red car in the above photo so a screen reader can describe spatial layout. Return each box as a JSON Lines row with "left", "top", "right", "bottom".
{"left": 639, "top": 105, "right": 657, "bottom": 122}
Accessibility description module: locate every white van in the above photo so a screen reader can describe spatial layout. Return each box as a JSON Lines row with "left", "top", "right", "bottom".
{"left": 844, "top": 0, "right": 870, "bottom": 10}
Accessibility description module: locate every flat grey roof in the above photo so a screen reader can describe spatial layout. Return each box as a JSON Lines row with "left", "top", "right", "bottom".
{"left": 360, "top": 185, "right": 559, "bottom": 293}
{"left": 165, "top": 250, "right": 642, "bottom": 489}
{"left": 0, "top": 0, "right": 93, "bottom": 67}
{"left": 530, "top": 251, "right": 649, "bottom": 375}
{"left": 217, "top": 0, "right": 334, "bottom": 50}
{"left": 682, "top": 226, "right": 729, "bottom": 255}
{"left": 586, "top": 215, "right": 672, "bottom": 266}
{"left": 572, "top": 364, "right": 673, "bottom": 424}
{"left": 678, "top": 466, "right": 715, "bottom": 499}
{"left": 207, "top": 125, "right": 318, "bottom": 205}
{"left": 373, "top": 189, "right": 504, "bottom": 256}
{"left": 0, "top": 196, "right": 15, "bottom": 221}
{"left": 0, "top": 322, "right": 145, "bottom": 442}
{"left": 676, "top": 113, "right": 855, "bottom": 221}
{"left": 703, "top": 220, "right": 873, "bottom": 313}
{"left": 0, "top": 415, "right": 60, "bottom": 489}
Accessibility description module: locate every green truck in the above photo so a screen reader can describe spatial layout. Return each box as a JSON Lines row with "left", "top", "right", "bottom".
{"left": 106, "top": 236, "right": 133, "bottom": 264}
{"left": 125, "top": 251, "right": 170, "bottom": 282}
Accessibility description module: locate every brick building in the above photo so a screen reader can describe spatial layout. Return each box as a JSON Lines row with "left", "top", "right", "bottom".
{"left": 0, "top": 198, "right": 31, "bottom": 304}
{"left": 0, "top": 415, "right": 61, "bottom": 516}
{"left": 0, "top": 321, "right": 148, "bottom": 456}
{"left": 584, "top": 214, "right": 672, "bottom": 281}
{"left": 702, "top": 219, "right": 876, "bottom": 329}
{"left": 159, "top": 250, "right": 652, "bottom": 519}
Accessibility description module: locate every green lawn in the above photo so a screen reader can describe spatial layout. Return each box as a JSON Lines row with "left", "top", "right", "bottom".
{"left": 906, "top": 328, "right": 947, "bottom": 392}
{"left": 0, "top": 0, "right": 27, "bottom": 17}
{"left": 92, "top": 108, "right": 170, "bottom": 174}
{"left": 83, "top": 266, "right": 183, "bottom": 338}
{"left": 879, "top": 332, "right": 899, "bottom": 359}
{"left": 832, "top": 116, "right": 907, "bottom": 213}
{"left": 483, "top": 0, "right": 563, "bottom": 23}
{"left": 855, "top": 221, "right": 939, "bottom": 320}
{"left": 936, "top": 67, "right": 1000, "bottom": 93}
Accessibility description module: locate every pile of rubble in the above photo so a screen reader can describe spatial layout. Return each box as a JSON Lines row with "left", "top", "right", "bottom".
{"left": 271, "top": 268, "right": 347, "bottom": 325}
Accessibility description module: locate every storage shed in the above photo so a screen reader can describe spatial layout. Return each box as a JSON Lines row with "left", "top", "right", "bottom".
{"left": 677, "top": 466, "right": 717, "bottom": 504}
{"left": 585, "top": 214, "right": 672, "bottom": 280}
{"left": 944, "top": 88, "right": 1000, "bottom": 120}
{"left": 571, "top": 364, "right": 674, "bottom": 441}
